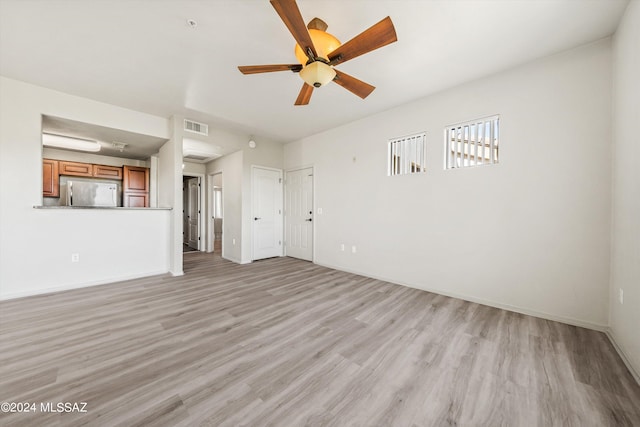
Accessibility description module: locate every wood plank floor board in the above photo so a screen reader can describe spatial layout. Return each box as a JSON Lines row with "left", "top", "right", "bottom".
{"left": 1, "top": 252, "right": 639, "bottom": 426}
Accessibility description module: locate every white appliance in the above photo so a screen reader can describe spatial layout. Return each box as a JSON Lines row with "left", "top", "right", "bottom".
{"left": 64, "top": 180, "right": 118, "bottom": 207}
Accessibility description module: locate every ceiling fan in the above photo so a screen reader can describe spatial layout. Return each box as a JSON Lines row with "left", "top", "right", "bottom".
{"left": 238, "top": 0, "right": 397, "bottom": 106}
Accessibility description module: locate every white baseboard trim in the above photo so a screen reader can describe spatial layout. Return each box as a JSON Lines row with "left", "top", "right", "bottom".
{"left": 314, "top": 261, "right": 608, "bottom": 332}
{"left": 0, "top": 270, "right": 170, "bottom": 301}
{"left": 605, "top": 329, "right": 640, "bottom": 386}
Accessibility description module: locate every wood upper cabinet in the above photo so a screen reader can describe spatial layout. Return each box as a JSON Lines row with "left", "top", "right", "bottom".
{"left": 93, "top": 164, "right": 123, "bottom": 180}
{"left": 123, "top": 166, "right": 149, "bottom": 192}
{"left": 123, "top": 165, "right": 150, "bottom": 207}
{"left": 59, "top": 161, "right": 92, "bottom": 177}
{"left": 42, "top": 159, "right": 59, "bottom": 197}
{"left": 60, "top": 161, "right": 123, "bottom": 179}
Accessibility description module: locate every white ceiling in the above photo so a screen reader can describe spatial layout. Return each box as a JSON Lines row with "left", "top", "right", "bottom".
{"left": 0, "top": 0, "right": 629, "bottom": 143}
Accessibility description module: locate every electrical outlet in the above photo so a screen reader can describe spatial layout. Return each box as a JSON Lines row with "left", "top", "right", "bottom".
{"left": 340, "top": 244, "right": 345, "bottom": 252}
{"left": 71, "top": 253, "right": 80, "bottom": 263}
{"left": 351, "top": 246, "right": 357, "bottom": 254}
{"left": 619, "top": 288, "right": 624, "bottom": 305}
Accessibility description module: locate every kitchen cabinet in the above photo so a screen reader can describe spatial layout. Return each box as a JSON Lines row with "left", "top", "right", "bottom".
{"left": 42, "top": 159, "right": 59, "bottom": 197}
{"left": 43, "top": 159, "right": 149, "bottom": 207}
{"left": 123, "top": 192, "right": 149, "bottom": 208}
{"left": 123, "top": 165, "right": 150, "bottom": 207}
{"left": 123, "top": 165, "right": 149, "bottom": 192}
{"left": 93, "top": 164, "right": 123, "bottom": 180}
{"left": 59, "top": 161, "right": 92, "bottom": 177}
{"left": 60, "top": 161, "right": 123, "bottom": 179}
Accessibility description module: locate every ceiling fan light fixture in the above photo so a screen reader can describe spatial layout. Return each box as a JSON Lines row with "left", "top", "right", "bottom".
{"left": 294, "top": 29, "right": 341, "bottom": 64}
{"left": 299, "top": 61, "right": 336, "bottom": 88}
{"left": 238, "top": 1, "right": 397, "bottom": 105}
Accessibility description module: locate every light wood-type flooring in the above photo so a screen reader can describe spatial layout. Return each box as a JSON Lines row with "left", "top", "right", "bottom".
{"left": 1, "top": 253, "right": 639, "bottom": 426}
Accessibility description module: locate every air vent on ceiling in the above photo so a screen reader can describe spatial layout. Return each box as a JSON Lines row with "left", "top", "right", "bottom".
{"left": 184, "top": 119, "right": 208, "bottom": 136}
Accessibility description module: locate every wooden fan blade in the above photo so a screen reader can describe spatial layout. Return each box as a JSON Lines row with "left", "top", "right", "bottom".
{"left": 238, "top": 64, "right": 302, "bottom": 74}
{"left": 270, "top": 0, "right": 317, "bottom": 61}
{"left": 294, "top": 83, "right": 313, "bottom": 105}
{"left": 333, "top": 69, "right": 375, "bottom": 99}
{"left": 328, "top": 16, "right": 397, "bottom": 65}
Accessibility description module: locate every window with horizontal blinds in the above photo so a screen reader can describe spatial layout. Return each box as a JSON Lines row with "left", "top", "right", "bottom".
{"left": 388, "top": 132, "right": 426, "bottom": 176}
{"left": 445, "top": 115, "right": 499, "bottom": 169}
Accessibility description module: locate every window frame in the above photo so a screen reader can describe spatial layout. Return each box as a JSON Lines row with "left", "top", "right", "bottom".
{"left": 387, "top": 132, "right": 427, "bottom": 176}
{"left": 444, "top": 115, "right": 500, "bottom": 170}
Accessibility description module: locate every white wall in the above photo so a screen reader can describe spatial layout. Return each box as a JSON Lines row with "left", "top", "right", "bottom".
{"left": 284, "top": 39, "right": 612, "bottom": 329}
{"left": 207, "top": 150, "right": 243, "bottom": 263}
{"left": 204, "top": 134, "right": 284, "bottom": 264}
{"left": 183, "top": 161, "right": 206, "bottom": 176}
{"left": 157, "top": 116, "right": 184, "bottom": 275}
{"left": 0, "top": 77, "right": 171, "bottom": 299}
{"left": 610, "top": 1, "right": 640, "bottom": 378}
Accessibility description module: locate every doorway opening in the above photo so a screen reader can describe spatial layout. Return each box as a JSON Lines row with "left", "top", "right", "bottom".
{"left": 210, "top": 172, "right": 223, "bottom": 254}
{"left": 182, "top": 174, "right": 204, "bottom": 253}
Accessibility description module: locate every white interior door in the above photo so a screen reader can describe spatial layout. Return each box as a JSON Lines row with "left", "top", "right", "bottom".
{"left": 252, "top": 167, "right": 283, "bottom": 260}
{"left": 187, "top": 177, "right": 199, "bottom": 249}
{"left": 285, "top": 167, "right": 313, "bottom": 261}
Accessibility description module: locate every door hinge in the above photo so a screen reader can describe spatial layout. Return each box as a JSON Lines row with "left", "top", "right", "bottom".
{"left": 279, "top": 178, "right": 282, "bottom": 183}
{"left": 279, "top": 240, "right": 281, "bottom": 245}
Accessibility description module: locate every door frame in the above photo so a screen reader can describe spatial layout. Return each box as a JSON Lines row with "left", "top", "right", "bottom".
{"left": 207, "top": 171, "right": 223, "bottom": 254}
{"left": 182, "top": 172, "right": 205, "bottom": 252}
{"left": 284, "top": 165, "right": 315, "bottom": 262}
{"left": 251, "top": 165, "right": 284, "bottom": 261}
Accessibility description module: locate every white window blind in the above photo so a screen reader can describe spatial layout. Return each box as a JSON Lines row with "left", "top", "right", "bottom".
{"left": 388, "top": 132, "right": 426, "bottom": 176}
{"left": 445, "top": 115, "right": 499, "bottom": 169}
